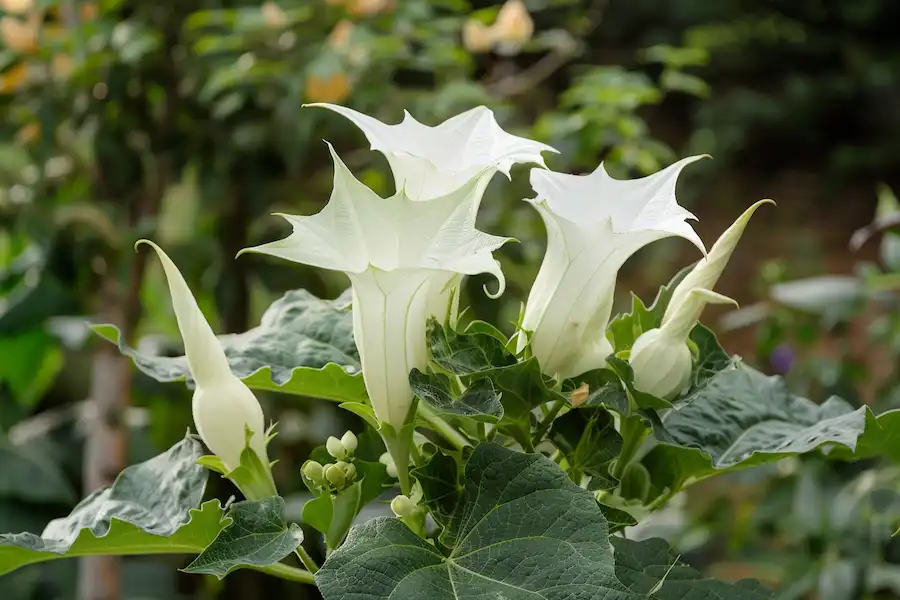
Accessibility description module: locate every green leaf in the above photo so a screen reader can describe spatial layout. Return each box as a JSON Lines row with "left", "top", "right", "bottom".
{"left": 643, "top": 364, "right": 892, "bottom": 496}
{"left": 688, "top": 324, "right": 733, "bottom": 391}
{"left": 598, "top": 504, "right": 638, "bottom": 535}
{"left": 316, "top": 443, "right": 630, "bottom": 599}
{"left": 0, "top": 330, "right": 63, "bottom": 406}
{"left": 0, "top": 438, "right": 75, "bottom": 504}
{"left": 91, "top": 289, "right": 367, "bottom": 403}
{"left": 550, "top": 407, "right": 622, "bottom": 490}
{"left": 426, "top": 317, "right": 516, "bottom": 375}
{"left": 0, "top": 435, "right": 226, "bottom": 576}
{"left": 327, "top": 482, "right": 361, "bottom": 550}
{"left": 411, "top": 451, "right": 463, "bottom": 547}
{"left": 183, "top": 496, "right": 303, "bottom": 579}
{"left": 409, "top": 370, "right": 503, "bottom": 423}
{"left": 612, "top": 537, "right": 772, "bottom": 598}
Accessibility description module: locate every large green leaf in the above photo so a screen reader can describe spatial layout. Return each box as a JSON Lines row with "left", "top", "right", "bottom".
{"left": 426, "top": 318, "right": 516, "bottom": 375}
{"left": 642, "top": 363, "right": 898, "bottom": 495}
{"left": 411, "top": 451, "right": 463, "bottom": 548}
{"left": 0, "top": 435, "right": 227, "bottom": 576}
{"left": 183, "top": 496, "right": 303, "bottom": 578}
{"left": 612, "top": 537, "right": 772, "bottom": 599}
{"left": 316, "top": 443, "right": 631, "bottom": 599}
{"left": 92, "top": 288, "right": 367, "bottom": 403}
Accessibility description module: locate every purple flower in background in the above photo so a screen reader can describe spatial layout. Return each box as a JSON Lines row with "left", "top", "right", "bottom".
{"left": 770, "top": 344, "right": 796, "bottom": 374}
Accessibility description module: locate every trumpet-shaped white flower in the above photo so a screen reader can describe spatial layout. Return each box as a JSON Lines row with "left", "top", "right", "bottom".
{"left": 519, "top": 157, "right": 708, "bottom": 379}
{"left": 305, "top": 103, "right": 557, "bottom": 202}
{"left": 630, "top": 199, "right": 773, "bottom": 398}
{"left": 239, "top": 145, "right": 511, "bottom": 430}
{"left": 137, "top": 240, "right": 269, "bottom": 473}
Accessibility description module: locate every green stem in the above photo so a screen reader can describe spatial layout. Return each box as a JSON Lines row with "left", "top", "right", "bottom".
{"left": 531, "top": 397, "right": 567, "bottom": 446}
{"left": 418, "top": 403, "right": 470, "bottom": 450}
{"left": 294, "top": 546, "right": 319, "bottom": 574}
{"left": 253, "top": 562, "right": 316, "bottom": 585}
{"left": 611, "top": 416, "right": 649, "bottom": 480}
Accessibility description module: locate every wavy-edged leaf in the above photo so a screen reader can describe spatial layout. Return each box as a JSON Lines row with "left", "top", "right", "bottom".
{"left": 550, "top": 407, "right": 622, "bottom": 490}
{"left": 91, "top": 288, "right": 367, "bottom": 403}
{"left": 613, "top": 537, "right": 772, "bottom": 599}
{"left": 183, "top": 496, "right": 303, "bottom": 578}
{"left": 316, "top": 443, "right": 631, "bottom": 600}
{"left": 0, "top": 435, "right": 226, "bottom": 576}
{"left": 409, "top": 370, "right": 503, "bottom": 423}
{"left": 643, "top": 364, "right": 898, "bottom": 496}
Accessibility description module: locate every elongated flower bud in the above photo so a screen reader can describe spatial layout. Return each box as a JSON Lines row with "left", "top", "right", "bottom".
{"left": 137, "top": 240, "right": 269, "bottom": 473}
{"left": 326, "top": 435, "right": 347, "bottom": 460}
{"left": 340, "top": 431, "right": 358, "bottom": 453}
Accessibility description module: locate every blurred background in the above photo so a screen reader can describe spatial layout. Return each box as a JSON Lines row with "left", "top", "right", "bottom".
{"left": 2, "top": 0, "right": 900, "bottom": 598}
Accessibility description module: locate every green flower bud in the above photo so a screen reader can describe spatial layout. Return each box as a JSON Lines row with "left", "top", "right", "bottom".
{"left": 302, "top": 460, "right": 325, "bottom": 485}
{"left": 390, "top": 494, "right": 416, "bottom": 518}
{"left": 326, "top": 435, "right": 347, "bottom": 460}
{"left": 343, "top": 462, "right": 357, "bottom": 481}
{"left": 324, "top": 463, "right": 346, "bottom": 489}
{"left": 340, "top": 430, "right": 358, "bottom": 454}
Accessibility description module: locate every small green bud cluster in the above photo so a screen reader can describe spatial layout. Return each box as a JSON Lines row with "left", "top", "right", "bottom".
{"left": 302, "top": 430, "right": 359, "bottom": 494}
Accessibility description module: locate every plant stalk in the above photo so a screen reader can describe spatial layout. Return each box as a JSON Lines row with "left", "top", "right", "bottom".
{"left": 417, "top": 402, "right": 470, "bottom": 450}
{"left": 254, "top": 562, "right": 316, "bottom": 585}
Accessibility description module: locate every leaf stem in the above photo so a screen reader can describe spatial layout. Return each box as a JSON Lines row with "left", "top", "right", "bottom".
{"left": 253, "top": 562, "right": 316, "bottom": 585}
{"left": 418, "top": 403, "right": 470, "bottom": 451}
{"left": 531, "top": 397, "right": 567, "bottom": 446}
{"left": 294, "top": 546, "right": 319, "bottom": 573}
{"left": 611, "top": 416, "right": 649, "bottom": 480}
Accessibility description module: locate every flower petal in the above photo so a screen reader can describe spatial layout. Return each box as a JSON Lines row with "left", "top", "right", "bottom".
{"left": 306, "top": 103, "right": 557, "bottom": 200}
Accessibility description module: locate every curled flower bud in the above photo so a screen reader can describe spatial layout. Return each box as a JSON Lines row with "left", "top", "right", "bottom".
{"left": 302, "top": 460, "right": 325, "bottom": 485}
{"left": 628, "top": 328, "right": 693, "bottom": 400}
{"left": 340, "top": 431, "right": 358, "bottom": 454}
{"left": 390, "top": 494, "right": 416, "bottom": 518}
{"left": 326, "top": 435, "right": 347, "bottom": 460}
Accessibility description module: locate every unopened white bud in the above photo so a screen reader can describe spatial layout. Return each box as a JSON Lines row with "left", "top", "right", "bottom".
{"left": 340, "top": 431, "right": 358, "bottom": 454}
{"left": 628, "top": 328, "right": 692, "bottom": 400}
{"left": 326, "top": 435, "right": 347, "bottom": 460}
{"left": 302, "top": 460, "right": 325, "bottom": 485}
{"left": 324, "top": 463, "right": 346, "bottom": 489}
{"left": 390, "top": 494, "right": 416, "bottom": 517}
{"left": 343, "top": 462, "right": 357, "bottom": 481}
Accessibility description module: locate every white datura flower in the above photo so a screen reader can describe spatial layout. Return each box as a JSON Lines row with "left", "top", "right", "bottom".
{"left": 239, "top": 145, "right": 511, "bottom": 430}
{"left": 629, "top": 199, "right": 773, "bottom": 398}
{"left": 519, "top": 157, "right": 708, "bottom": 380}
{"left": 305, "top": 102, "right": 557, "bottom": 202}
{"left": 137, "top": 240, "right": 269, "bottom": 472}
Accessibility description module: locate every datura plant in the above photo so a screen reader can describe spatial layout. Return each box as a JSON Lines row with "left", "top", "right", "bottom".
{"left": 5, "top": 106, "right": 900, "bottom": 600}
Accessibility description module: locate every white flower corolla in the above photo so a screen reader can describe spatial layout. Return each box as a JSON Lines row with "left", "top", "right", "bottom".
{"left": 137, "top": 240, "right": 269, "bottom": 472}
{"left": 518, "top": 157, "right": 708, "bottom": 380}
{"left": 239, "top": 145, "right": 511, "bottom": 430}
{"left": 305, "top": 103, "right": 557, "bottom": 202}
{"left": 629, "top": 199, "right": 773, "bottom": 398}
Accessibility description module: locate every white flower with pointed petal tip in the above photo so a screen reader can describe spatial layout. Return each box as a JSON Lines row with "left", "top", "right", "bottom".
{"left": 630, "top": 199, "right": 773, "bottom": 398}
{"left": 137, "top": 240, "right": 270, "bottom": 473}
{"left": 239, "top": 144, "right": 511, "bottom": 430}
{"left": 305, "top": 103, "right": 557, "bottom": 202}
{"left": 518, "top": 156, "right": 708, "bottom": 380}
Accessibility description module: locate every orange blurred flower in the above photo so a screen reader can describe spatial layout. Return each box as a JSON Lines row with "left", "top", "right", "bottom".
{"left": 261, "top": 1, "right": 287, "bottom": 28}
{"left": 0, "top": 15, "right": 38, "bottom": 52}
{"left": 347, "top": 0, "right": 394, "bottom": 17}
{"left": 80, "top": 2, "right": 98, "bottom": 21}
{"left": 492, "top": 0, "right": 533, "bottom": 55}
{"left": 0, "top": 0, "right": 33, "bottom": 15}
{"left": 17, "top": 122, "right": 40, "bottom": 143}
{"left": 305, "top": 72, "right": 351, "bottom": 103}
{"left": 328, "top": 19, "right": 354, "bottom": 49}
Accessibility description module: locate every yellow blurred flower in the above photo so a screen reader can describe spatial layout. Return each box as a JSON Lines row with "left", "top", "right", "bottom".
{"left": 51, "top": 53, "right": 71, "bottom": 79}
{"left": 261, "top": 1, "right": 287, "bottom": 28}
{"left": 492, "top": 0, "right": 533, "bottom": 55}
{"left": 80, "top": 2, "right": 98, "bottom": 21}
{"left": 462, "top": 19, "right": 494, "bottom": 54}
{"left": 0, "top": 15, "right": 38, "bottom": 53}
{"left": 0, "top": 63, "right": 27, "bottom": 93}
{"left": 305, "top": 72, "right": 351, "bottom": 103}
{"left": 0, "top": 0, "right": 32, "bottom": 16}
